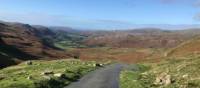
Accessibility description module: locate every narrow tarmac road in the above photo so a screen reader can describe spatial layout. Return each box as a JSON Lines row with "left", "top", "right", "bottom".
{"left": 65, "top": 64, "right": 130, "bottom": 88}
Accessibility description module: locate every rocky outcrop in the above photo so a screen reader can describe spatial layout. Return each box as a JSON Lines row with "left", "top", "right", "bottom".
{"left": 154, "top": 73, "right": 172, "bottom": 86}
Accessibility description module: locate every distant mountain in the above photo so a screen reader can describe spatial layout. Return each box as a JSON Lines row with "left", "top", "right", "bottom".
{"left": 124, "top": 24, "right": 200, "bottom": 30}
{"left": 84, "top": 28, "right": 200, "bottom": 48}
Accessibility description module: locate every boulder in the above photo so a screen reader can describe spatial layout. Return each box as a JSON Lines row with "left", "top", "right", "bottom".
{"left": 17, "top": 70, "right": 26, "bottom": 74}
{"left": 94, "top": 63, "right": 103, "bottom": 67}
{"left": 26, "top": 61, "right": 33, "bottom": 65}
{"left": 154, "top": 73, "right": 172, "bottom": 86}
{"left": 43, "top": 76, "right": 51, "bottom": 80}
{"left": 54, "top": 73, "right": 65, "bottom": 78}
{"left": 182, "top": 74, "right": 188, "bottom": 78}
{"left": 41, "top": 71, "right": 54, "bottom": 75}
{"left": 165, "top": 75, "right": 171, "bottom": 85}
{"left": 27, "top": 76, "right": 32, "bottom": 80}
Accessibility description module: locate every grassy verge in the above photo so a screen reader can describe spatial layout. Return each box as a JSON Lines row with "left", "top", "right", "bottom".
{"left": 0, "top": 59, "right": 108, "bottom": 88}
{"left": 120, "top": 55, "right": 200, "bottom": 88}
{"left": 120, "top": 64, "right": 153, "bottom": 88}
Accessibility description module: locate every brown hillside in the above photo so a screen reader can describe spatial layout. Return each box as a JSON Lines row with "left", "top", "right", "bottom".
{"left": 84, "top": 29, "right": 200, "bottom": 48}
{"left": 167, "top": 37, "right": 200, "bottom": 57}
{"left": 0, "top": 22, "right": 71, "bottom": 67}
{"left": 73, "top": 48, "right": 164, "bottom": 63}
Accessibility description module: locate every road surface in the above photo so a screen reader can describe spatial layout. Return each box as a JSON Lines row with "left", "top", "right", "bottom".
{"left": 64, "top": 64, "right": 132, "bottom": 88}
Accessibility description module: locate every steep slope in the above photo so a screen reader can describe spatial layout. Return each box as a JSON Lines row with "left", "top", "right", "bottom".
{"left": 167, "top": 36, "right": 200, "bottom": 57}
{"left": 0, "top": 22, "right": 71, "bottom": 67}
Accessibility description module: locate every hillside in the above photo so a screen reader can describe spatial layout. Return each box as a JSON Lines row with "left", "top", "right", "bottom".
{"left": 84, "top": 28, "right": 200, "bottom": 48}
{"left": 72, "top": 48, "right": 164, "bottom": 63}
{"left": 167, "top": 36, "right": 200, "bottom": 57}
{"left": 0, "top": 22, "right": 80, "bottom": 67}
{"left": 0, "top": 59, "right": 108, "bottom": 88}
{"left": 120, "top": 54, "right": 200, "bottom": 88}
{"left": 1, "top": 21, "right": 200, "bottom": 68}
{"left": 1, "top": 21, "right": 200, "bottom": 88}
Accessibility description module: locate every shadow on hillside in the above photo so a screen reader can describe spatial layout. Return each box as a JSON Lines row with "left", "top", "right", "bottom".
{"left": 0, "top": 38, "right": 40, "bottom": 68}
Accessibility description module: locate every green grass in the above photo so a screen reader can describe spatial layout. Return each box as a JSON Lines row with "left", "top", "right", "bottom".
{"left": 120, "top": 55, "right": 200, "bottom": 88}
{"left": 54, "top": 40, "right": 86, "bottom": 50}
{"left": 0, "top": 59, "right": 106, "bottom": 88}
{"left": 120, "top": 64, "right": 154, "bottom": 88}
{"left": 53, "top": 31, "right": 87, "bottom": 50}
{"left": 146, "top": 56, "right": 200, "bottom": 88}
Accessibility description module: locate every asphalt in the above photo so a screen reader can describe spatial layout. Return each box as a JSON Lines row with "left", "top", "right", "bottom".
{"left": 64, "top": 64, "right": 130, "bottom": 88}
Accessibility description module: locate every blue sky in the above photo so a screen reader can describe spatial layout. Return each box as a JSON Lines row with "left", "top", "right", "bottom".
{"left": 0, "top": 0, "right": 199, "bottom": 29}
